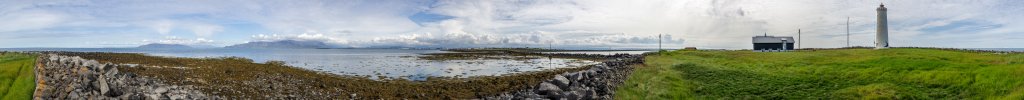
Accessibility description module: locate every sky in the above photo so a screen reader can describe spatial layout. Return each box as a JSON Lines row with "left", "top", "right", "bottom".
{"left": 0, "top": 0, "right": 1022, "bottom": 49}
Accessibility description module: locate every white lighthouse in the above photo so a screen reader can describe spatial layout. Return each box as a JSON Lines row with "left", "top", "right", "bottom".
{"left": 875, "top": 3, "right": 889, "bottom": 49}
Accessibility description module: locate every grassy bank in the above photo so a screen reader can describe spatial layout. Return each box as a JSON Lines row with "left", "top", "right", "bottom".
{"left": 51, "top": 52, "right": 593, "bottom": 99}
{"left": 0, "top": 52, "right": 36, "bottom": 100}
{"left": 616, "top": 48, "right": 1024, "bottom": 99}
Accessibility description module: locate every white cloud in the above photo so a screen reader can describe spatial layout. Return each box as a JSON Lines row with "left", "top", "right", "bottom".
{"left": 142, "top": 36, "right": 215, "bottom": 45}
{"left": 0, "top": 10, "right": 65, "bottom": 32}
{"left": 148, "top": 20, "right": 174, "bottom": 35}
{"left": 265, "top": 31, "right": 684, "bottom": 48}
{"left": 186, "top": 22, "right": 223, "bottom": 37}
{"left": 2, "top": 0, "right": 1024, "bottom": 48}
{"left": 139, "top": 19, "right": 224, "bottom": 37}
{"left": 250, "top": 33, "right": 347, "bottom": 44}
{"left": 401, "top": 0, "right": 1024, "bottom": 49}
{"left": 240, "top": 0, "right": 425, "bottom": 36}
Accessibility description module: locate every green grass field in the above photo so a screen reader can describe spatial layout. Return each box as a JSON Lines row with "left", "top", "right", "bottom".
{"left": 616, "top": 48, "right": 1024, "bottom": 99}
{"left": 0, "top": 53, "right": 36, "bottom": 100}
{"left": 0, "top": 52, "right": 37, "bottom": 99}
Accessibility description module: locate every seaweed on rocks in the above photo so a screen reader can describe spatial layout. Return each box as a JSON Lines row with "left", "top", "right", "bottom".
{"left": 34, "top": 51, "right": 616, "bottom": 99}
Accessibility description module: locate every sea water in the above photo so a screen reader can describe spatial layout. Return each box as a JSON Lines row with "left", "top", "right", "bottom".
{"left": 965, "top": 48, "right": 1024, "bottom": 52}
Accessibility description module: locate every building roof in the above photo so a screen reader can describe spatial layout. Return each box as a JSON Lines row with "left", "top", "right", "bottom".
{"left": 752, "top": 36, "right": 795, "bottom": 43}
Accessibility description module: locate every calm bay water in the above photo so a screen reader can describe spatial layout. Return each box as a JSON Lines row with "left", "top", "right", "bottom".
{"left": 0, "top": 48, "right": 601, "bottom": 80}
{"left": 965, "top": 48, "right": 1024, "bottom": 52}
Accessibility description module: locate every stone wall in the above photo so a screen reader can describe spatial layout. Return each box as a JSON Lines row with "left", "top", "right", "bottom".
{"left": 33, "top": 54, "right": 214, "bottom": 99}
{"left": 486, "top": 53, "right": 647, "bottom": 99}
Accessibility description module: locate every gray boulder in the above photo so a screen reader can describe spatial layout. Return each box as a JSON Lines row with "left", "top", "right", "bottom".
{"left": 550, "top": 75, "right": 570, "bottom": 89}
{"left": 68, "top": 92, "right": 80, "bottom": 99}
{"left": 154, "top": 87, "right": 169, "bottom": 94}
{"left": 536, "top": 82, "right": 562, "bottom": 95}
{"left": 99, "top": 75, "right": 109, "bottom": 95}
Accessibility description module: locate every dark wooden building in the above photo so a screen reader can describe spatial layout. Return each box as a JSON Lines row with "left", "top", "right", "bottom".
{"left": 752, "top": 36, "right": 794, "bottom": 52}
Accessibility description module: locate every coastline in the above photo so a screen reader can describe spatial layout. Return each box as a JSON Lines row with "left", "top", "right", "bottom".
{"left": 25, "top": 49, "right": 648, "bottom": 99}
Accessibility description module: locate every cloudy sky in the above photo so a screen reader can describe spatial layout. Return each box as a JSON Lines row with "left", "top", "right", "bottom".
{"left": 0, "top": 0, "right": 1021, "bottom": 49}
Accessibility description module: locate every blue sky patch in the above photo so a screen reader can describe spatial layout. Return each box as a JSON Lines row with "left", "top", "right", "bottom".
{"left": 408, "top": 12, "right": 454, "bottom": 26}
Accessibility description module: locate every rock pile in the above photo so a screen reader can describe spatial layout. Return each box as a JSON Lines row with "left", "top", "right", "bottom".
{"left": 486, "top": 54, "right": 646, "bottom": 99}
{"left": 34, "top": 54, "right": 215, "bottom": 99}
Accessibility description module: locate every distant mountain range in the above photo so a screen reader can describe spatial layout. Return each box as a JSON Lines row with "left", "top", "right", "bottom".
{"left": 136, "top": 43, "right": 193, "bottom": 49}
{"left": 224, "top": 40, "right": 335, "bottom": 49}
{"left": 137, "top": 40, "right": 454, "bottom": 49}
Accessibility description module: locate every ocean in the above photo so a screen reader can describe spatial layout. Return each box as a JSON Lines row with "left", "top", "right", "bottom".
{"left": 964, "top": 48, "right": 1024, "bottom": 52}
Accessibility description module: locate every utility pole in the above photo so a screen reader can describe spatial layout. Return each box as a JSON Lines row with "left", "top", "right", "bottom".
{"left": 658, "top": 34, "right": 662, "bottom": 51}
{"left": 847, "top": 17, "right": 850, "bottom": 47}
{"left": 798, "top": 29, "right": 801, "bottom": 49}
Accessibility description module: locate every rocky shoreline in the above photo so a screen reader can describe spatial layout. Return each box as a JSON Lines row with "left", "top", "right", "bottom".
{"left": 25, "top": 49, "right": 650, "bottom": 99}
{"left": 485, "top": 53, "right": 648, "bottom": 99}
{"left": 33, "top": 54, "right": 214, "bottom": 99}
